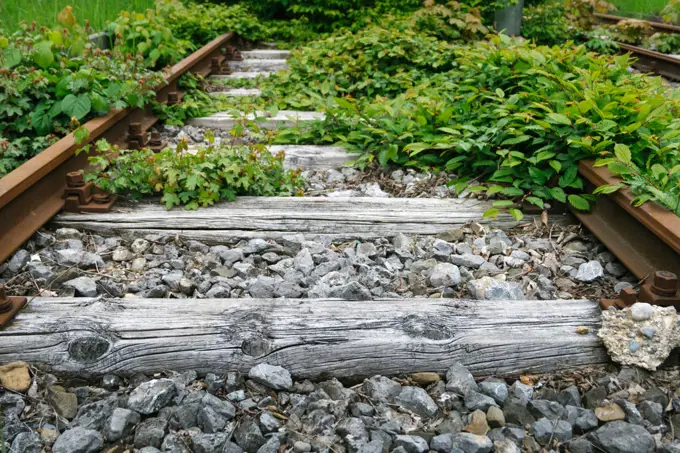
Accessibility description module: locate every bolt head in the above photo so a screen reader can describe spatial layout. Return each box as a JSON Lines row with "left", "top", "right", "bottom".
{"left": 652, "top": 271, "right": 678, "bottom": 296}
{"left": 66, "top": 171, "right": 85, "bottom": 187}
{"left": 128, "top": 122, "right": 142, "bottom": 135}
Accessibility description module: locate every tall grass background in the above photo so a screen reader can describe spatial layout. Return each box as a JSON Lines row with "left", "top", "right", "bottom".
{"left": 0, "top": 0, "right": 156, "bottom": 31}
{"left": 609, "top": 0, "right": 670, "bottom": 17}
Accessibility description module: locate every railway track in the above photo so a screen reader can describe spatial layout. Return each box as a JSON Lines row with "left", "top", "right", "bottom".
{"left": 0, "top": 25, "right": 679, "bottom": 380}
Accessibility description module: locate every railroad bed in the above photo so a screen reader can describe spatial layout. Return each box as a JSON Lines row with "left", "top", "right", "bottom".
{"left": 0, "top": 37, "right": 677, "bottom": 381}
{"left": 2, "top": 32, "right": 680, "bottom": 453}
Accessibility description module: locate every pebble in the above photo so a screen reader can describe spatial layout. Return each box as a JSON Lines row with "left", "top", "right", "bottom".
{"left": 631, "top": 303, "right": 654, "bottom": 321}
{"left": 0, "top": 362, "right": 32, "bottom": 392}
{"left": 575, "top": 260, "right": 604, "bottom": 282}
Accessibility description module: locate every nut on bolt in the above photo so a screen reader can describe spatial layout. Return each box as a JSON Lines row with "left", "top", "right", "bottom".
{"left": 651, "top": 271, "right": 678, "bottom": 296}
{"left": 66, "top": 171, "right": 85, "bottom": 187}
{"left": 128, "top": 122, "right": 143, "bottom": 136}
{"left": 93, "top": 193, "right": 111, "bottom": 204}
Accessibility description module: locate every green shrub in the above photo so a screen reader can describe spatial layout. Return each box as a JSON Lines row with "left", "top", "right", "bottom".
{"left": 647, "top": 32, "right": 680, "bottom": 53}
{"left": 522, "top": 1, "right": 573, "bottom": 45}
{"left": 0, "top": 10, "right": 164, "bottom": 177}
{"left": 107, "top": 8, "right": 189, "bottom": 68}
{"left": 259, "top": 25, "right": 458, "bottom": 103}
{"left": 81, "top": 136, "right": 305, "bottom": 210}
{"left": 158, "top": 1, "right": 267, "bottom": 45}
{"left": 411, "top": 1, "right": 488, "bottom": 42}
{"left": 276, "top": 35, "right": 680, "bottom": 216}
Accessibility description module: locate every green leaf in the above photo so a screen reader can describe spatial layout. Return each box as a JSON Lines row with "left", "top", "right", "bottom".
{"left": 547, "top": 113, "right": 571, "bottom": 126}
{"left": 550, "top": 187, "right": 566, "bottom": 203}
{"left": 33, "top": 41, "right": 54, "bottom": 69}
{"left": 31, "top": 108, "right": 53, "bottom": 136}
{"left": 549, "top": 160, "right": 562, "bottom": 173}
{"left": 502, "top": 187, "right": 524, "bottom": 197}
{"left": 614, "top": 143, "right": 632, "bottom": 164}
{"left": 526, "top": 196, "right": 544, "bottom": 208}
{"left": 62, "top": 94, "right": 92, "bottom": 120}
{"left": 492, "top": 200, "right": 515, "bottom": 207}
{"left": 568, "top": 194, "right": 590, "bottom": 211}
{"left": 486, "top": 185, "right": 505, "bottom": 195}
{"left": 495, "top": 88, "right": 505, "bottom": 98}
{"left": 483, "top": 208, "right": 500, "bottom": 219}
{"left": 508, "top": 208, "right": 524, "bottom": 222}
{"left": 1, "top": 46, "right": 22, "bottom": 68}
{"left": 593, "top": 184, "right": 622, "bottom": 195}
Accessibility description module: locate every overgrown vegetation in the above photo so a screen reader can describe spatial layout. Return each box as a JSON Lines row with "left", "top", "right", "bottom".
{"left": 80, "top": 134, "right": 305, "bottom": 210}
{"left": 0, "top": 7, "right": 165, "bottom": 177}
{"left": 4, "top": 0, "right": 680, "bottom": 215}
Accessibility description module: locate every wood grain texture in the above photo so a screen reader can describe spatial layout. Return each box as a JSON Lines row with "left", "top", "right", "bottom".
{"left": 186, "top": 145, "right": 353, "bottom": 170}
{"left": 51, "top": 197, "right": 566, "bottom": 243}
{"left": 210, "top": 89, "right": 262, "bottom": 97}
{"left": 210, "top": 72, "right": 272, "bottom": 80}
{"left": 188, "top": 110, "right": 324, "bottom": 129}
{"left": 228, "top": 59, "right": 288, "bottom": 71}
{"left": 0, "top": 297, "right": 606, "bottom": 378}
{"left": 242, "top": 50, "right": 290, "bottom": 60}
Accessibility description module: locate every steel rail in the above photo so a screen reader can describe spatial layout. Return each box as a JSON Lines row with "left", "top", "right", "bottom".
{"left": 574, "top": 161, "right": 680, "bottom": 280}
{"left": 0, "top": 33, "right": 235, "bottom": 264}
{"left": 614, "top": 42, "right": 680, "bottom": 80}
{"left": 595, "top": 12, "right": 680, "bottom": 34}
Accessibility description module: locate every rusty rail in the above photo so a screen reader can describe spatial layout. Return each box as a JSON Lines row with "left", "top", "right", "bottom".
{"left": 615, "top": 43, "right": 680, "bottom": 80}
{"left": 595, "top": 12, "right": 680, "bottom": 34}
{"left": 573, "top": 161, "right": 680, "bottom": 281}
{"left": 0, "top": 33, "right": 234, "bottom": 264}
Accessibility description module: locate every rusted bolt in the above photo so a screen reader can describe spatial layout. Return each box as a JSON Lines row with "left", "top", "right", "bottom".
{"left": 149, "top": 131, "right": 162, "bottom": 146}
{"left": 651, "top": 271, "right": 678, "bottom": 296}
{"left": 127, "top": 138, "right": 142, "bottom": 150}
{"left": 93, "top": 193, "right": 110, "bottom": 204}
{"left": 232, "top": 49, "right": 243, "bottom": 61}
{"left": 619, "top": 287, "right": 637, "bottom": 306}
{"left": 66, "top": 171, "right": 85, "bottom": 187}
{"left": 128, "top": 122, "right": 142, "bottom": 136}
{"left": 167, "top": 92, "right": 179, "bottom": 105}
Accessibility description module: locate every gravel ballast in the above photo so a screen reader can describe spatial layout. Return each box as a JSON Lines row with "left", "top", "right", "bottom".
{"left": 2, "top": 362, "right": 680, "bottom": 453}
{"left": 1, "top": 223, "right": 632, "bottom": 301}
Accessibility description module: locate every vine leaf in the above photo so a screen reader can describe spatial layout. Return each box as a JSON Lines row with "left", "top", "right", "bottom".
{"left": 62, "top": 94, "right": 92, "bottom": 120}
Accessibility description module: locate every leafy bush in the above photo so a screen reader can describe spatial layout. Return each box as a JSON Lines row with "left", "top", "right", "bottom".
{"left": 0, "top": 10, "right": 164, "bottom": 177}
{"left": 647, "top": 32, "right": 680, "bottom": 53}
{"left": 565, "top": 0, "right": 617, "bottom": 29}
{"left": 81, "top": 136, "right": 305, "bottom": 210}
{"left": 607, "top": 19, "right": 652, "bottom": 45}
{"left": 276, "top": 35, "right": 680, "bottom": 216}
{"left": 107, "top": 8, "right": 189, "bottom": 68}
{"left": 259, "top": 25, "right": 457, "bottom": 103}
{"left": 411, "top": 1, "right": 488, "bottom": 42}
{"left": 594, "top": 144, "right": 680, "bottom": 216}
{"left": 158, "top": 1, "right": 267, "bottom": 45}
{"left": 583, "top": 30, "right": 620, "bottom": 54}
{"left": 522, "top": 1, "right": 573, "bottom": 45}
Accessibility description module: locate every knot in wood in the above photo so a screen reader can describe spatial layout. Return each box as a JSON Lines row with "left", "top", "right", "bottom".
{"left": 68, "top": 336, "right": 110, "bottom": 363}
{"left": 241, "top": 335, "right": 273, "bottom": 357}
{"left": 400, "top": 314, "right": 452, "bottom": 341}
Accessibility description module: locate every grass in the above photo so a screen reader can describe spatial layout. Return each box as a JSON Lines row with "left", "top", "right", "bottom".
{"left": 609, "top": 0, "right": 668, "bottom": 17}
{"left": 0, "top": 0, "right": 156, "bottom": 32}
